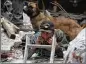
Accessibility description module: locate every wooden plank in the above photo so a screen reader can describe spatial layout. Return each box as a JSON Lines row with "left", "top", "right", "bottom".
{"left": 27, "top": 44, "right": 52, "bottom": 48}
{"left": 23, "top": 34, "right": 30, "bottom": 63}
{"left": 50, "top": 34, "right": 57, "bottom": 63}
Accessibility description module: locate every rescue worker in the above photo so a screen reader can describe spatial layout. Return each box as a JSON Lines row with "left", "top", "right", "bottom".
{"left": 2, "top": 0, "right": 13, "bottom": 21}
{"left": 4, "top": 0, "right": 13, "bottom": 13}
{"left": 27, "top": 21, "right": 69, "bottom": 58}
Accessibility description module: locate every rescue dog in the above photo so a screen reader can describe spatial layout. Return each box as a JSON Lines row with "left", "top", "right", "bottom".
{"left": 81, "top": 24, "right": 86, "bottom": 28}
{"left": 23, "top": 2, "right": 82, "bottom": 40}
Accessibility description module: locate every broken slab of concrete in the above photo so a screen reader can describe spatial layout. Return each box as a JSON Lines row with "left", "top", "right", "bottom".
{"left": 1, "top": 32, "right": 22, "bottom": 53}
{"left": 1, "top": 32, "right": 15, "bottom": 52}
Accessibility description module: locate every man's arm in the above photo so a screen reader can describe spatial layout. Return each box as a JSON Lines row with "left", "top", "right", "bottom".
{"left": 55, "top": 29, "right": 69, "bottom": 46}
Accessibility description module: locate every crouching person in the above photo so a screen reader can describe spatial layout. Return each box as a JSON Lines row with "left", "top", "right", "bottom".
{"left": 27, "top": 21, "right": 69, "bottom": 59}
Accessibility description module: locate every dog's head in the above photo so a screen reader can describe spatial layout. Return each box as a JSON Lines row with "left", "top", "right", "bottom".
{"left": 23, "top": 1, "right": 40, "bottom": 18}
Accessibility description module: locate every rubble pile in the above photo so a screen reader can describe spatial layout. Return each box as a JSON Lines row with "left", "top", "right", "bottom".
{"left": 64, "top": 28, "right": 86, "bottom": 63}
{"left": 1, "top": 0, "right": 86, "bottom": 63}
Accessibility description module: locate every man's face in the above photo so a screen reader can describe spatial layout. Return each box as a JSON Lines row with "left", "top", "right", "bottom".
{"left": 41, "top": 31, "right": 53, "bottom": 40}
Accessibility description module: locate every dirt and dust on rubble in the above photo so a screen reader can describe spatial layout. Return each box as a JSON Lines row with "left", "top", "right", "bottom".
{"left": 1, "top": 0, "right": 86, "bottom": 63}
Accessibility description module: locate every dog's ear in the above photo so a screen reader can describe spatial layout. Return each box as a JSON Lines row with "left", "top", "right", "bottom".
{"left": 28, "top": 2, "right": 37, "bottom": 8}
{"left": 23, "top": 1, "right": 28, "bottom": 6}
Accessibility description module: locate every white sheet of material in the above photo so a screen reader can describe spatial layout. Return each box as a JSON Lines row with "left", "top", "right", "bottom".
{"left": 64, "top": 28, "right": 86, "bottom": 63}
{"left": 23, "top": 12, "right": 33, "bottom": 29}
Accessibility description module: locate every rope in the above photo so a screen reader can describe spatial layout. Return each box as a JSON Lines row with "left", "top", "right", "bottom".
{"left": 36, "top": 1, "right": 40, "bottom": 11}
{"left": 42, "top": 0, "right": 45, "bottom": 12}
{"left": 36, "top": 0, "right": 45, "bottom": 12}
{"left": 50, "top": 2, "right": 70, "bottom": 17}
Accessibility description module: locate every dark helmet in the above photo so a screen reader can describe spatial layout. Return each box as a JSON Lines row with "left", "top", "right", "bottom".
{"left": 40, "top": 21, "right": 54, "bottom": 32}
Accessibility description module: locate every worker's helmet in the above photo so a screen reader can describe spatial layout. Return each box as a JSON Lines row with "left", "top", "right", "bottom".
{"left": 39, "top": 21, "right": 54, "bottom": 32}
{"left": 4, "top": 0, "right": 12, "bottom": 6}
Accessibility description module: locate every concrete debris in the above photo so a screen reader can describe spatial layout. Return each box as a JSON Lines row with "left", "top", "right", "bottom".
{"left": 1, "top": 17, "right": 19, "bottom": 39}
{"left": 64, "top": 28, "right": 86, "bottom": 63}
{"left": 1, "top": 0, "right": 86, "bottom": 63}
{"left": 1, "top": 32, "right": 15, "bottom": 52}
{"left": 80, "top": 20, "right": 86, "bottom": 25}
{"left": 51, "top": 11, "right": 86, "bottom": 20}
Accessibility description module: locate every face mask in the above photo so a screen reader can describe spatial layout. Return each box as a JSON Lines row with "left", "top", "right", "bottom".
{"left": 41, "top": 31, "right": 53, "bottom": 40}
